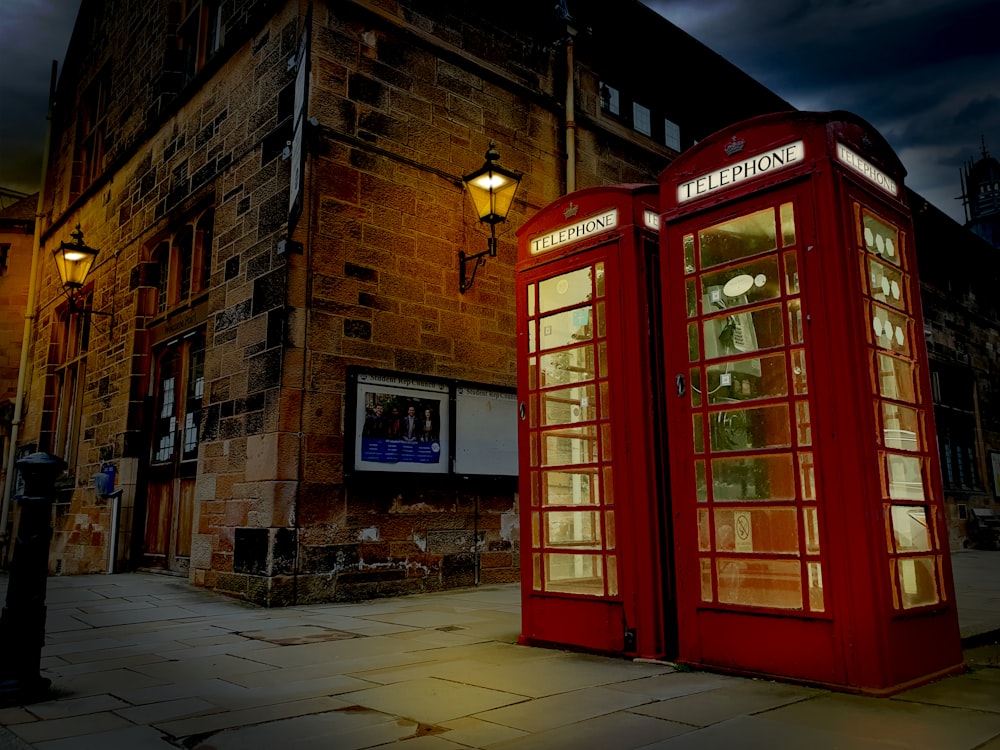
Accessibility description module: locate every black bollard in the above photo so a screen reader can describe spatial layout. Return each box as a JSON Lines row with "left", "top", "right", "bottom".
{"left": 0, "top": 452, "right": 66, "bottom": 706}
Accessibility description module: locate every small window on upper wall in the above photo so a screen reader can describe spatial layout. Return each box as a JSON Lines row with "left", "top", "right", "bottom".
{"left": 600, "top": 82, "right": 620, "bottom": 115}
{"left": 151, "top": 206, "right": 215, "bottom": 317}
{"left": 633, "top": 103, "right": 651, "bottom": 136}
{"left": 665, "top": 119, "right": 681, "bottom": 151}
{"left": 178, "top": 0, "right": 224, "bottom": 84}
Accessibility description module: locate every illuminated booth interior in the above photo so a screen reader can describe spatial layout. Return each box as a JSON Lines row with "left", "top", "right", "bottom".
{"left": 515, "top": 112, "right": 963, "bottom": 695}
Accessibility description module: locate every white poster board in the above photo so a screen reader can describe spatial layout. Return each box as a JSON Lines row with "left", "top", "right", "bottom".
{"left": 454, "top": 387, "right": 517, "bottom": 476}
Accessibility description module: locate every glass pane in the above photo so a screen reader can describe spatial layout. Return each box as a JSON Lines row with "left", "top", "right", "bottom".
{"left": 539, "top": 345, "right": 595, "bottom": 387}
{"left": 699, "top": 207, "right": 777, "bottom": 269}
{"left": 715, "top": 507, "right": 799, "bottom": 554}
{"left": 601, "top": 423, "right": 613, "bottom": 462}
{"left": 882, "top": 402, "right": 921, "bottom": 452}
{"left": 692, "top": 413, "right": 704, "bottom": 453}
{"left": 862, "top": 210, "right": 901, "bottom": 267}
{"left": 780, "top": 202, "right": 795, "bottom": 247}
{"left": 897, "top": 557, "right": 939, "bottom": 608}
{"left": 791, "top": 349, "right": 808, "bottom": 394}
{"left": 891, "top": 505, "right": 932, "bottom": 552}
{"left": 695, "top": 460, "right": 708, "bottom": 502}
{"left": 709, "top": 404, "right": 791, "bottom": 453}
{"left": 807, "top": 562, "right": 824, "bottom": 612}
{"left": 545, "top": 511, "right": 602, "bottom": 548}
{"left": 529, "top": 394, "right": 537, "bottom": 427}
{"left": 540, "top": 307, "right": 592, "bottom": 351}
{"left": 595, "top": 262, "right": 605, "bottom": 298}
{"left": 684, "top": 233, "right": 695, "bottom": 273}
{"left": 712, "top": 454, "right": 796, "bottom": 502}
{"left": 544, "top": 553, "right": 604, "bottom": 596}
{"left": 885, "top": 453, "right": 925, "bottom": 501}
{"left": 702, "top": 303, "right": 785, "bottom": 360}
{"left": 690, "top": 368, "right": 702, "bottom": 407}
{"left": 698, "top": 508, "right": 710, "bottom": 551}
{"left": 688, "top": 323, "right": 699, "bottom": 362}
{"left": 530, "top": 471, "right": 539, "bottom": 506}
{"left": 876, "top": 353, "right": 917, "bottom": 403}
{"left": 598, "top": 342, "right": 608, "bottom": 378}
{"left": 717, "top": 558, "right": 803, "bottom": 609}
{"left": 542, "top": 427, "right": 598, "bottom": 466}
{"left": 700, "top": 256, "right": 781, "bottom": 314}
{"left": 686, "top": 279, "right": 697, "bottom": 317}
{"left": 700, "top": 558, "right": 713, "bottom": 602}
{"left": 596, "top": 301, "right": 606, "bottom": 338}
{"left": 531, "top": 511, "right": 540, "bottom": 547}
{"left": 783, "top": 251, "right": 799, "bottom": 294}
{"left": 605, "top": 511, "right": 616, "bottom": 549}
{"left": 541, "top": 469, "right": 599, "bottom": 506}
{"left": 528, "top": 321, "right": 536, "bottom": 353}
{"left": 528, "top": 358, "right": 537, "bottom": 390}
{"left": 528, "top": 283, "right": 536, "bottom": 318}
{"left": 871, "top": 304, "right": 911, "bottom": 356}
{"left": 804, "top": 506, "right": 820, "bottom": 553}
{"left": 539, "top": 267, "right": 593, "bottom": 313}
{"left": 867, "top": 257, "right": 906, "bottom": 310}
{"left": 599, "top": 381, "right": 610, "bottom": 420}
{"left": 606, "top": 555, "right": 618, "bottom": 596}
{"left": 799, "top": 452, "right": 816, "bottom": 501}
{"left": 787, "top": 299, "right": 804, "bottom": 344}
{"left": 705, "top": 353, "right": 787, "bottom": 404}
{"left": 795, "top": 401, "right": 812, "bottom": 447}
{"left": 533, "top": 553, "right": 541, "bottom": 590}
{"left": 603, "top": 466, "right": 614, "bottom": 505}
{"left": 542, "top": 384, "right": 597, "bottom": 426}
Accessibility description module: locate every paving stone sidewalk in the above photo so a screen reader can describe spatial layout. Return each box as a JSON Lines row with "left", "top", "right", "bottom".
{"left": 0, "top": 550, "right": 998, "bottom": 749}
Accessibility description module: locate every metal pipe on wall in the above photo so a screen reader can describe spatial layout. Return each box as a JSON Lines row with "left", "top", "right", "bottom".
{"left": 565, "top": 28, "right": 576, "bottom": 194}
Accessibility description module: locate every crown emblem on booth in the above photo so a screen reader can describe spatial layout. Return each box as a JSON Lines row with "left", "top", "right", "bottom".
{"left": 563, "top": 201, "right": 579, "bottom": 219}
{"left": 724, "top": 136, "right": 745, "bottom": 156}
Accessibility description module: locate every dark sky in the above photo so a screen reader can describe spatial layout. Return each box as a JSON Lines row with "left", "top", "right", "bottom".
{"left": 642, "top": 0, "right": 1000, "bottom": 224}
{"left": 1, "top": 1, "right": 997, "bottom": 224}
{"left": 0, "top": 0, "right": 81, "bottom": 198}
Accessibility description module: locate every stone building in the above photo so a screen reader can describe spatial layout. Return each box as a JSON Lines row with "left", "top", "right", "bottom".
{"left": 6, "top": 0, "right": 785, "bottom": 604}
{"left": 5, "top": 0, "right": 996, "bottom": 604}
{"left": 0, "top": 191, "right": 36, "bottom": 556}
{"left": 912, "top": 196, "right": 1000, "bottom": 547}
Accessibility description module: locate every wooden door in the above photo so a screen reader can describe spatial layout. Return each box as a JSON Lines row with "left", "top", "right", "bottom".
{"left": 144, "top": 331, "right": 204, "bottom": 573}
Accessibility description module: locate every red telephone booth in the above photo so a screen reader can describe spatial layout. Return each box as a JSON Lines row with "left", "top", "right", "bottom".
{"left": 515, "top": 185, "right": 674, "bottom": 658}
{"left": 659, "top": 111, "right": 963, "bottom": 694}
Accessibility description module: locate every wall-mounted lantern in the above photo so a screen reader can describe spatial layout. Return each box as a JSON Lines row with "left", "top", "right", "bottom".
{"left": 52, "top": 224, "right": 112, "bottom": 329}
{"left": 460, "top": 141, "right": 522, "bottom": 293}
{"left": 53, "top": 224, "right": 99, "bottom": 307}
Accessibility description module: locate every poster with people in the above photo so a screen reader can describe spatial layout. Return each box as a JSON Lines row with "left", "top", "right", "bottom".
{"left": 354, "top": 373, "right": 450, "bottom": 473}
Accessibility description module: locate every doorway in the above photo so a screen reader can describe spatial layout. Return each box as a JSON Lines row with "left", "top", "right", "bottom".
{"left": 143, "top": 330, "right": 204, "bottom": 573}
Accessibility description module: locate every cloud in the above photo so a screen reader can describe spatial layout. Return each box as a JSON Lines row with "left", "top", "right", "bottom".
{"left": 642, "top": 0, "right": 1000, "bottom": 223}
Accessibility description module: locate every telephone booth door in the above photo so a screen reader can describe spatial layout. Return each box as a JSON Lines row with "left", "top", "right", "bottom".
{"left": 515, "top": 185, "right": 673, "bottom": 658}
{"left": 659, "top": 111, "right": 963, "bottom": 694}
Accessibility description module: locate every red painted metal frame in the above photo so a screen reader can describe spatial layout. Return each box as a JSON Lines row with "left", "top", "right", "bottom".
{"left": 658, "top": 111, "right": 963, "bottom": 695}
{"left": 515, "top": 185, "right": 674, "bottom": 659}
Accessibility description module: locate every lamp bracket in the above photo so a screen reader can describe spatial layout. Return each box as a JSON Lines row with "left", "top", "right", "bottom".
{"left": 459, "top": 233, "right": 498, "bottom": 294}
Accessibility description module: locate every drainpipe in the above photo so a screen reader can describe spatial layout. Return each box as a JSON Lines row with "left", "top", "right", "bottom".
{"left": 564, "top": 26, "right": 577, "bottom": 195}
{"left": 1, "top": 61, "right": 57, "bottom": 553}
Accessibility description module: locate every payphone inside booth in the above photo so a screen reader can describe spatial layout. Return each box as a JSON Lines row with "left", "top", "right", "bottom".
{"left": 515, "top": 185, "right": 674, "bottom": 659}
{"left": 658, "top": 111, "right": 963, "bottom": 694}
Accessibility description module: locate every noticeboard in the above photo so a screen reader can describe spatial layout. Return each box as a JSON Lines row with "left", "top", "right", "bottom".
{"left": 346, "top": 368, "right": 517, "bottom": 478}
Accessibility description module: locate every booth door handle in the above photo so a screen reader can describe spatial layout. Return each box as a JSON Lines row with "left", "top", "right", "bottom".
{"left": 675, "top": 374, "right": 686, "bottom": 397}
